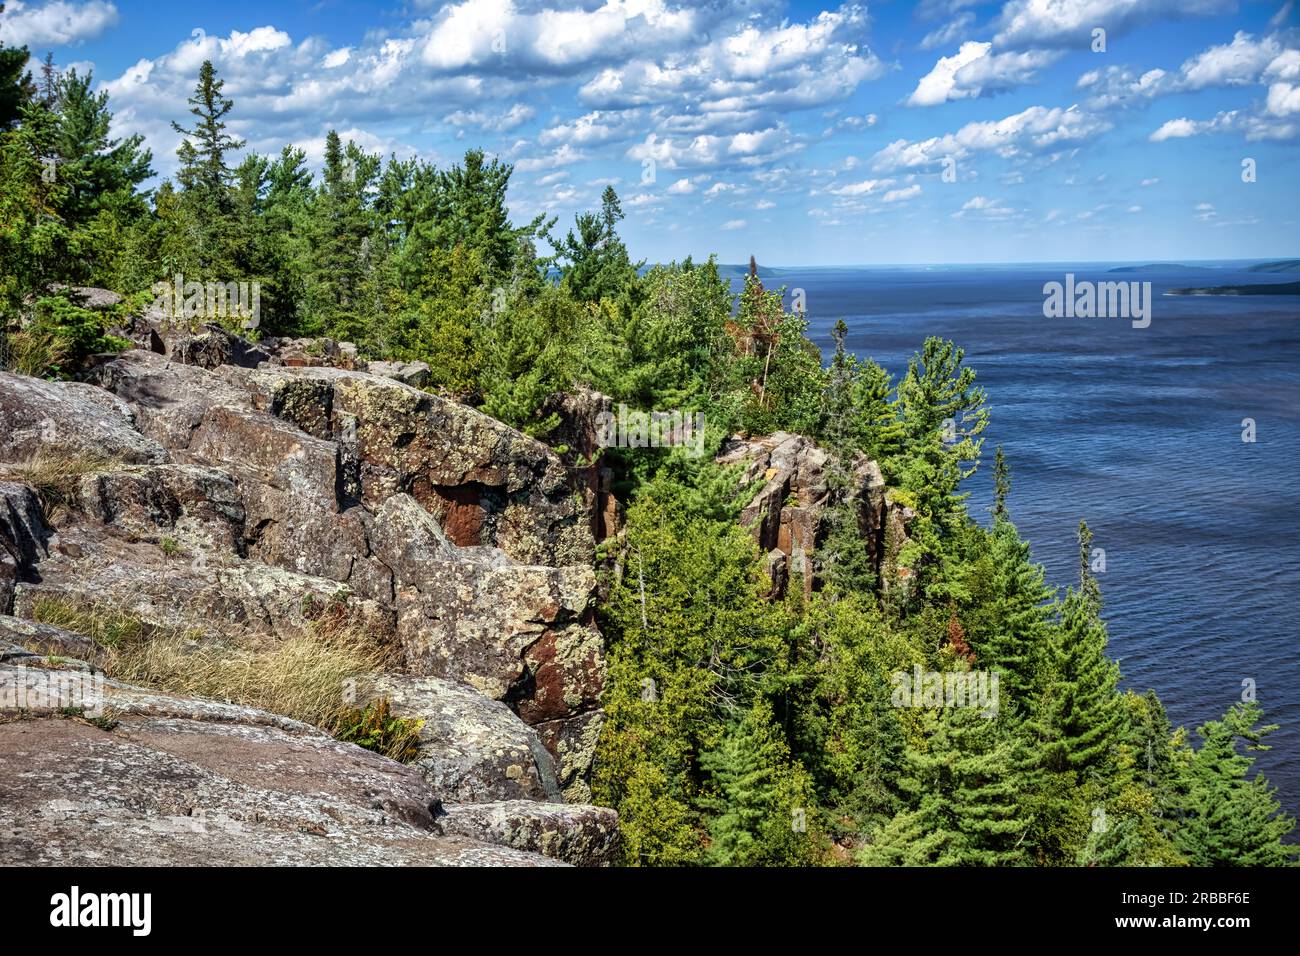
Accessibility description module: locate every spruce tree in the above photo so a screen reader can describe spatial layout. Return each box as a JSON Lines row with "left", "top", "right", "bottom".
{"left": 891, "top": 707, "right": 1033, "bottom": 866}
{"left": 972, "top": 520, "right": 1054, "bottom": 703}
{"left": 1175, "top": 701, "right": 1297, "bottom": 866}
{"left": 698, "top": 699, "right": 816, "bottom": 866}
{"left": 171, "top": 60, "right": 244, "bottom": 274}
{"left": 992, "top": 444, "right": 1011, "bottom": 521}
{"left": 1037, "top": 588, "right": 1125, "bottom": 778}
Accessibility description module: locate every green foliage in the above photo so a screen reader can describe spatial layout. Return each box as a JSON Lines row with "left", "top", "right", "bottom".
{"left": 881, "top": 707, "right": 1035, "bottom": 866}
{"left": 335, "top": 698, "right": 425, "bottom": 764}
{"left": 697, "top": 699, "right": 820, "bottom": 866}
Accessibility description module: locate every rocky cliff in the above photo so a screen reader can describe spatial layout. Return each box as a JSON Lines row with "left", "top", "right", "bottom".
{"left": 0, "top": 327, "right": 613, "bottom": 866}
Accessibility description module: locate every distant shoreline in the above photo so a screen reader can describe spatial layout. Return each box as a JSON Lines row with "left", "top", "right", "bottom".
{"left": 1165, "top": 280, "right": 1300, "bottom": 297}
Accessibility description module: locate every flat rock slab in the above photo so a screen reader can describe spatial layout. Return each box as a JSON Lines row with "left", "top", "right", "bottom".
{"left": 0, "top": 371, "right": 167, "bottom": 465}
{"left": 0, "top": 719, "right": 561, "bottom": 866}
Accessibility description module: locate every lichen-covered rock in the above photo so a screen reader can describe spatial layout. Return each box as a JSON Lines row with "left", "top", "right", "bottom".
{"left": 13, "top": 524, "right": 390, "bottom": 640}
{"left": 4, "top": 347, "right": 614, "bottom": 826}
{"left": 188, "top": 404, "right": 340, "bottom": 512}
{"left": 258, "top": 336, "right": 360, "bottom": 370}
{"left": 236, "top": 365, "right": 596, "bottom": 566}
{"left": 0, "top": 371, "right": 166, "bottom": 464}
{"left": 366, "top": 674, "right": 561, "bottom": 804}
{"left": 366, "top": 360, "right": 431, "bottom": 388}
{"left": 392, "top": 560, "right": 605, "bottom": 784}
{"left": 0, "top": 661, "right": 562, "bottom": 866}
{"left": 438, "top": 800, "right": 619, "bottom": 867}
{"left": 534, "top": 709, "right": 605, "bottom": 803}
{"left": 161, "top": 322, "right": 271, "bottom": 370}
{"left": 71, "top": 465, "right": 245, "bottom": 558}
{"left": 394, "top": 562, "right": 601, "bottom": 707}
{"left": 0, "top": 615, "right": 99, "bottom": 664}
{"left": 88, "top": 350, "right": 255, "bottom": 451}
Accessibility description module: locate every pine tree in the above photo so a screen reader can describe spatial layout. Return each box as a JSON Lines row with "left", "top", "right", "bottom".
{"left": 970, "top": 520, "right": 1054, "bottom": 703}
{"left": 51, "top": 68, "right": 153, "bottom": 256}
{"left": 559, "top": 185, "right": 638, "bottom": 302}
{"left": 1175, "top": 701, "right": 1297, "bottom": 866}
{"left": 258, "top": 145, "right": 315, "bottom": 333}
{"left": 0, "top": 4, "right": 34, "bottom": 129}
{"left": 887, "top": 337, "right": 989, "bottom": 603}
{"left": 858, "top": 809, "right": 946, "bottom": 866}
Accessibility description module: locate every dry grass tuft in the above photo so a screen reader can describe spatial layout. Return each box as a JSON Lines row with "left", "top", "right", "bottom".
{"left": 28, "top": 596, "right": 408, "bottom": 754}
{"left": 0, "top": 452, "right": 117, "bottom": 518}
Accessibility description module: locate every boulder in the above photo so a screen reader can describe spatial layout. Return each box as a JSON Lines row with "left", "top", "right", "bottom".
{"left": 0, "top": 482, "right": 50, "bottom": 615}
{"left": 159, "top": 322, "right": 271, "bottom": 370}
{"left": 438, "top": 800, "right": 619, "bottom": 867}
{"left": 394, "top": 562, "right": 601, "bottom": 710}
{"left": 188, "top": 404, "right": 339, "bottom": 512}
{"left": 366, "top": 360, "right": 431, "bottom": 388}
{"left": 87, "top": 350, "right": 255, "bottom": 451}
{"left": 71, "top": 464, "right": 245, "bottom": 558}
{"left": 0, "top": 371, "right": 166, "bottom": 465}
{"left": 366, "top": 674, "right": 561, "bottom": 804}
{"left": 57, "top": 285, "right": 123, "bottom": 311}
{"left": 235, "top": 365, "right": 596, "bottom": 566}
{"left": 258, "top": 336, "right": 360, "bottom": 370}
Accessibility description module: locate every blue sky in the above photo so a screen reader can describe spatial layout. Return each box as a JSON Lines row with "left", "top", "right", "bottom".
{"left": 3, "top": 0, "right": 1298, "bottom": 265}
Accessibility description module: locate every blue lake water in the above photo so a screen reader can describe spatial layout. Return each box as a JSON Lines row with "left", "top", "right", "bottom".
{"left": 729, "top": 262, "right": 1300, "bottom": 818}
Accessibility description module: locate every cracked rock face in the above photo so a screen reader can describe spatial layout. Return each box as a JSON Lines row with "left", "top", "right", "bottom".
{"left": 366, "top": 674, "right": 562, "bottom": 804}
{"left": 716, "top": 431, "right": 911, "bottom": 598}
{"left": 0, "top": 371, "right": 166, "bottom": 464}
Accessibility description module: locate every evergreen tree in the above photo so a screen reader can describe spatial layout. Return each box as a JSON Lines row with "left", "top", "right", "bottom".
{"left": 306, "top": 131, "right": 382, "bottom": 343}
{"left": 992, "top": 444, "right": 1011, "bottom": 521}
{"left": 697, "top": 699, "right": 817, "bottom": 866}
{"left": 0, "top": 4, "right": 33, "bottom": 129}
{"left": 888, "top": 337, "right": 989, "bottom": 602}
{"left": 171, "top": 60, "right": 245, "bottom": 274}
{"left": 888, "top": 707, "right": 1034, "bottom": 866}
{"left": 969, "top": 520, "right": 1055, "bottom": 703}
